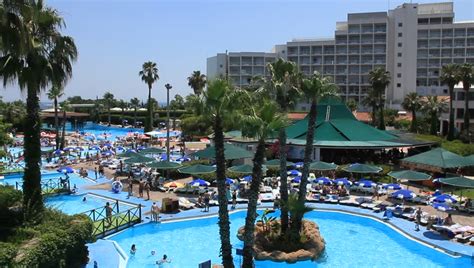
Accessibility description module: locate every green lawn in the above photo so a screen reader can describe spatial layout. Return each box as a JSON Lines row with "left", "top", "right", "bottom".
{"left": 453, "top": 188, "right": 474, "bottom": 199}
{"left": 414, "top": 134, "right": 474, "bottom": 156}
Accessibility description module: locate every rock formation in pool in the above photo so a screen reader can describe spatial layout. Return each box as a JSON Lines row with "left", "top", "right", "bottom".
{"left": 237, "top": 219, "right": 326, "bottom": 263}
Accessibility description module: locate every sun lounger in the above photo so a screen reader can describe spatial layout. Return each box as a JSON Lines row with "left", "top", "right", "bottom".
{"left": 178, "top": 197, "right": 195, "bottom": 210}
{"left": 455, "top": 232, "right": 474, "bottom": 243}
{"left": 339, "top": 199, "right": 359, "bottom": 207}
{"left": 325, "top": 194, "right": 339, "bottom": 204}
{"left": 259, "top": 193, "right": 275, "bottom": 202}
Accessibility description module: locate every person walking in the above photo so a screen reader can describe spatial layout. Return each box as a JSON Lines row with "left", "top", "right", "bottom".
{"left": 145, "top": 181, "right": 151, "bottom": 200}
{"left": 127, "top": 177, "right": 133, "bottom": 199}
{"left": 138, "top": 178, "right": 144, "bottom": 198}
{"left": 203, "top": 192, "right": 210, "bottom": 212}
{"left": 415, "top": 207, "right": 422, "bottom": 231}
{"left": 105, "top": 202, "right": 113, "bottom": 228}
{"left": 151, "top": 202, "right": 160, "bottom": 222}
{"left": 231, "top": 190, "right": 237, "bottom": 209}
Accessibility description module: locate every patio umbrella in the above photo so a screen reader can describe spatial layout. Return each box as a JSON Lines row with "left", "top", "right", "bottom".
{"left": 432, "top": 194, "right": 457, "bottom": 203}
{"left": 123, "top": 155, "right": 154, "bottom": 164}
{"left": 401, "top": 147, "right": 473, "bottom": 171}
{"left": 101, "top": 150, "right": 115, "bottom": 157}
{"left": 293, "top": 162, "right": 304, "bottom": 168}
{"left": 382, "top": 183, "right": 402, "bottom": 190}
{"left": 147, "top": 161, "right": 182, "bottom": 170}
{"left": 391, "top": 189, "right": 416, "bottom": 200}
{"left": 192, "top": 143, "right": 253, "bottom": 160}
{"left": 432, "top": 202, "right": 453, "bottom": 212}
{"left": 343, "top": 163, "right": 382, "bottom": 174}
{"left": 137, "top": 145, "right": 146, "bottom": 150}
{"left": 118, "top": 150, "right": 138, "bottom": 158}
{"left": 53, "top": 149, "right": 63, "bottom": 155}
{"left": 309, "top": 161, "right": 338, "bottom": 171}
{"left": 242, "top": 175, "right": 252, "bottom": 182}
{"left": 63, "top": 147, "right": 75, "bottom": 152}
{"left": 225, "top": 178, "right": 235, "bottom": 185}
{"left": 75, "top": 146, "right": 84, "bottom": 151}
{"left": 333, "top": 178, "right": 352, "bottom": 186}
{"left": 291, "top": 176, "right": 301, "bottom": 183}
{"left": 139, "top": 147, "right": 165, "bottom": 154}
{"left": 188, "top": 179, "right": 210, "bottom": 187}
{"left": 178, "top": 164, "right": 216, "bottom": 175}
{"left": 57, "top": 166, "right": 74, "bottom": 173}
{"left": 316, "top": 177, "right": 332, "bottom": 185}
{"left": 388, "top": 170, "right": 431, "bottom": 181}
{"left": 89, "top": 145, "right": 101, "bottom": 150}
{"left": 287, "top": 169, "right": 301, "bottom": 176}
{"left": 163, "top": 181, "right": 184, "bottom": 188}
{"left": 177, "top": 156, "right": 191, "bottom": 162}
{"left": 264, "top": 159, "right": 294, "bottom": 169}
{"left": 355, "top": 180, "right": 377, "bottom": 188}
{"left": 439, "top": 176, "right": 474, "bottom": 188}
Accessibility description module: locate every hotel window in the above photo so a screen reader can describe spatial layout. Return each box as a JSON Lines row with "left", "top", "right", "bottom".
{"left": 397, "top": 63, "right": 402, "bottom": 67}
{"left": 397, "top": 83, "right": 401, "bottom": 87}
{"left": 398, "top": 23, "right": 403, "bottom": 27}
{"left": 398, "top": 43, "right": 402, "bottom": 47}
{"left": 397, "top": 73, "right": 402, "bottom": 78}
{"left": 398, "top": 53, "right": 402, "bottom": 57}
{"left": 398, "top": 32, "right": 402, "bottom": 37}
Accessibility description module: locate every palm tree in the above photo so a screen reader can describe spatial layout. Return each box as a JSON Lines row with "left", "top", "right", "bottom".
{"left": 103, "top": 92, "right": 114, "bottom": 126}
{"left": 458, "top": 63, "right": 474, "bottom": 136}
{"left": 239, "top": 99, "right": 287, "bottom": 268}
{"left": 47, "top": 84, "right": 64, "bottom": 150}
{"left": 368, "top": 68, "right": 390, "bottom": 130}
{"left": 139, "top": 61, "right": 159, "bottom": 132}
{"left": 118, "top": 100, "right": 128, "bottom": 127}
{"left": 440, "top": 64, "right": 460, "bottom": 140}
{"left": 187, "top": 70, "right": 206, "bottom": 96}
{"left": 295, "top": 73, "right": 338, "bottom": 233}
{"left": 0, "top": 0, "right": 78, "bottom": 223}
{"left": 130, "top": 97, "right": 140, "bottom": 127}
{"left": 402, "top": 92, "right": 422, "bottom": 133}
{"left": 201, "top": 79, "right": 237, "bottom": 267}
{"left": 422, "top": 96, "right": 448, "bottom": 135}
{"left": 59, "top": 101, "right": 70, "bottom": 149}
{"left": 266, "top": 58, "right": 301, "bottom": 234}
{"left": 362, "top": 89, "right": 379, "bottom": 126}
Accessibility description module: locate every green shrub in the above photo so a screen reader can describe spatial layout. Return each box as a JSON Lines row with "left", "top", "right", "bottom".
{"left": 0, "top": 242, "right": 17, "bottom": 266}
{"left": 0, "top": 186, "right": 23, "bottom": 231}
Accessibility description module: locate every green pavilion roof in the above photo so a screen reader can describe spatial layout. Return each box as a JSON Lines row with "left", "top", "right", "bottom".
{"left": 284, "top": 97, "right": 415, "bottom": 148}
{"left": 401, "top": 147, "right": 473, "bottom": 170}
{"left": 191, "top": 143, "right": 253, "bottom": 160}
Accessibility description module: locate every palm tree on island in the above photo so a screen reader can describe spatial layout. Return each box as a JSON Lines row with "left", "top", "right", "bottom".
{"left": 402, "top": 92, "right": 422, "bottom": 133}
{"left": 0, "top": 0, "right": 78, "bottom": 223}
{"left": 187, "top": 70, "right": 206, "bottom": 96}
{"left": 139, "top": 61, "right": 159, "bottom": 132}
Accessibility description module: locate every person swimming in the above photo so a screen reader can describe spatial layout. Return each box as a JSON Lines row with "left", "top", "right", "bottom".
{"left": 130, "top": 244, "right": 136, "bottom": 255}
{"left": 156, "top": 254, "right": 171, "bottom": 266}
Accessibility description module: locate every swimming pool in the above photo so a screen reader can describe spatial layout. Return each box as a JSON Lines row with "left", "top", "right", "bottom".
{"left": 46, "top": 194, "right": 135, "bottom": 216}
{"left": 0, "top": 172, "right": 93, "bottom": 188}
{"left": 65, "top": 122, "right": 143, "bottom": 141}
{"left": 110, "top": 210, "right": 472, "bottom": 268}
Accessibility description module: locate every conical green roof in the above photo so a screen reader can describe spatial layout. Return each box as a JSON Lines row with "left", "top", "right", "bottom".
{"left": 178, "top": 164, "right": 216, "bottom": 175}
{"left": 309, "top": 161, "right": 338, "bottom": 171}
{"left": 343, "top": 163, "right": 382, "bottom": 174}
{"left": 228, "top": 164, "right": 267, "bottom": 174}
{"left": 147, "top": 161, "right": 182, "bottom": 170}
{"left": 118, "top": 151, "right": 139, "bottom": 158}
{"left": 192, "top": 143, "right": 253, "bottom": 160}
{"left": 388, "top": 170, "right": 431, "bottom": 181}
{"left": 439, "top": 176, "right": 474, "bottom": 188}
{"left": 139, "top": 147, "right": 165, "bottom": 154}
{"left": 123, "top": 154, "right": 154, "bottom": 164}
{"left": 402, "top": 148, "right": 473, "bottom": 170}
{"left": 264, "top": 159, "right": 294, "bottom": 168}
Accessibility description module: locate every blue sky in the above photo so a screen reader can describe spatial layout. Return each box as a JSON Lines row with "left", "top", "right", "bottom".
{"left": 1, "top": 0, "right": 473, "bottom": 103}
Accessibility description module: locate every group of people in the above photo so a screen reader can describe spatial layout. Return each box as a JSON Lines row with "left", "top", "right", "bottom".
{"left": 129, "top": 244, "right": 171, "bottom": 266}
{"left": 126, "top": 177, "right": 152, "bottom": 200}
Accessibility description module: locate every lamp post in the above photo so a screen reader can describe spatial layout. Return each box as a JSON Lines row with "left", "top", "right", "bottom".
{"left": 165, "top": 83, "right": 172, "bottom": 161}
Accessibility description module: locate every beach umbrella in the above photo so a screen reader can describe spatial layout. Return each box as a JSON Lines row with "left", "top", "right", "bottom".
{"left": 89, "top": 145, "right": 101, "bottom": 150}
{"left": 291, "top": 176, "right": 301, "bottom": 183}
{"left": 53, "top": 149, "right": 63, "bottom": 155}
{"left": 75, "top": 146, "right": 84, "bottom": 151}
{"left": 139, "top": 147, "right": 165, "bottom": 154}
{"left": 101, "top": 150, "right": 115, "bottom": 157}
{"left": 432, "top": 202, "right": 453, "bottom": 212}
{"left": 439, "top": 176, "right": 474, "bottom": 188}
{"left": 163, "top": 181, "right": 184, "bottom": 188}
{"left": 316, "top": 177, "right": 332, "bottom": 185}
{"left": 401, "top": 148, "right": 473, "bottom": 171}
{"left": 355, "top": 180, "right": 377, "bottom": 188}
{"left": 116, "top": 146, "right": 124, "bottom": 151}
{"left": 63, "top": 147, "right": 75, "bottom": 152}
{"left": 382, "top": 183, "right": 402, "bottom": 190}
{"left": 391, "top": 189, "right": 416, "bottom": 200}
{"left": 160, "top": 153, "right": 168, "bottom": 161}
{"left": 225, "top": 178, "right": 234, "bottom": 185}
{"left": 388, "top": 170, "right": 431, "bottom": 181}
{"left": 178, "top": 164, "right": 216, "bottom": 175}
{"left": 147, "top": 161, "right": 182, "bottom": 170}
{"left": 118, "top": 150, "right": 139, "bottom": 158}
{"left": 293, "top": 162, "right": 304, "bottom": 168}
{"left": 102, "top": 143, "right": 113, "bottom": 148}
{"left": 177, "top": 156, "right": 191, "bottom": 162}
{"left": 137, "top": 145, "right": 146, "bottom": 150}
{"left": 123, "top": 155, "right": 154, "bottom": 164}
{"left": 188, "top": 179, "right": 210, "bottom": 187}
{"left": 57, "top": 166, "right": 74, "bottom": 173}
{"left": 264, "top": 159, "right": 294, "bottom": 169}
{"left": 242, "top": 175, "right": 252, "bottom": 182}
{"left": 309, "top": 161, "right": 338, "bottom": 171}
{"left": 432, "top": 194, "right": 457, "bottom": 203}
{"left": 343, "top": 163, "right": 382, "bottom": 174}
{"left": 287, "top": 170, "right": 301, "bottom": 176}
{"left": 333, "top": 178, "right": 352, "bottom": 186}
{"left": 191, "top": 143, "right": 253, "bottom": 160}
{"left": 228, "top": 164, "right": 267, "bottom": 175}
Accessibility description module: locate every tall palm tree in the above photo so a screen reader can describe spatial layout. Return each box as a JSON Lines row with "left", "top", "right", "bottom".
{"left": 239, "top": 99, "right": 287, "bottom": 268}
{"left": 102, "top": 92, "right": 114, "bottom": 126}
{"left": 201, "top": 78, "right": 237, "bottom": 267}
{"left": 0, "top": 0, "right": 77, "bottom": 223}
{"left": 458, "top": 63, "right": 474, "bottom": 136}
{"left": 402, "top": 92, "right": 422, "bottom": 133}
{"left": 368, "top": 68, "right": 390, "bottom": 130}
{"left": 187, "top": 70, "right": 206, "bottom": 96}
{"left": 59, "top": 101, "right": 70, "bottom": 149}
{"left": 362, "top": 89, "right": 379, "bottom": 126}
{"left": 266, "top": 58, "right": 301, "bottom": 234}
{"left": 139, "top": 61, "right": 159, "bottom": 132}
{"left": 295, "top": 73, "right": 338, "bottom": 233}
{"left": 440, "top": 64, "right": 460, "bottom": 141}
{"left": 422, "top": 96, "right": 448, "bottom": 135}
{"left": 130, "top": 97, "right": 140, "bottom": 127}
{"left": 118, "top": 99, "right": 128, "bottom": 127}
{"left": 47, "top": 84, "right": 64, "bottom": 150}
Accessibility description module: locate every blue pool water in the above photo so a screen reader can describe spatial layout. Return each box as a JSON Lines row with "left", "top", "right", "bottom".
{"left": 46, "top": 194, "right": 135, "bottom": 216}
{"left": 65, "top": 122, "right": 143, "bottom": 141}
{"left": 0, "top": 172, "right": 92, "bottom": 188}
{"left": 110, "top": 210, "right": 472, "bottom": 268}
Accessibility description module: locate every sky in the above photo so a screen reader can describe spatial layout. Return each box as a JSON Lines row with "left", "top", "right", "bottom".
{"left": 1, "top": 0, "right": 473, "bottom": 103}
